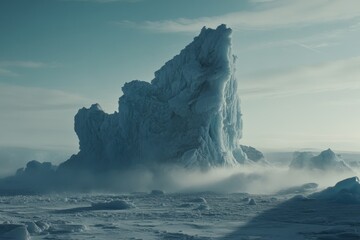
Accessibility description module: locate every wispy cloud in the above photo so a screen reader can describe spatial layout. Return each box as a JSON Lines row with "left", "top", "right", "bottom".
{"left": 60, "top": 0, "right": 143, "bottom": 3}
{"left": 0, "top": 84, "right": 91, "bottom": 111}
{"left": 327, "top": 98, "right": 360, "bottom": 107}
{"left": 0, "top": 61, "right": 50, "bottom": 69}
{"left": 0, "top": 61, "right": 58, "bottom": 77}
{"left": 250, "top": 0, "right": 275, "bottom": 3}
{"left": 349, "top": 21, "right": 360, "bottom": 31}
{"left": 287, "top": 40, "right": 321, "bottom": 53}
{"left": 118, "top": 0, "right": 360, "bottom": 33}
{"left": 240, "top": 19, "right": 357, "bottom": 54}
{"left": 0, "top": 68, "right": 19, "bottom": 77}
{"left": 0, "top": 84, "right": 94, "bottom": 149}
{"left": 239, "top": 56, "right": 360, "bottom": 98}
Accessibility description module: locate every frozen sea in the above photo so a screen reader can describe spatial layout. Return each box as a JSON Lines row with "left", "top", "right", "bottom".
{"left": 1, "top": 189, "right": 360, "bottom": 240}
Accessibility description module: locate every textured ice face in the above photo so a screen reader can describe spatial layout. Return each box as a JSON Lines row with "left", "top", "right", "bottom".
{"left": 60, "top": 24, "right": 246, "bottom": 172}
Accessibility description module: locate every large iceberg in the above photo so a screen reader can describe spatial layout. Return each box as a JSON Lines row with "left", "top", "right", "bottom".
{"left": 59, "top": 24, "right": 247, "bottom": 172}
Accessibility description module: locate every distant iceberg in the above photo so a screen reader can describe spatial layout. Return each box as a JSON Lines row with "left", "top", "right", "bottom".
{"left": 240, "top": 145, "right": 269, "bottom": 165}
{"left": 59, "top": 24, "right": 249, "bottom": 172}
{"left": 289, "top": 148, "right": 352, "bottom": 172}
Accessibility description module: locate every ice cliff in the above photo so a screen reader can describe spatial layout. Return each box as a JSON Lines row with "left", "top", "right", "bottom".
{"left": 60, "top": 24, "right": 247, "bottom": 172}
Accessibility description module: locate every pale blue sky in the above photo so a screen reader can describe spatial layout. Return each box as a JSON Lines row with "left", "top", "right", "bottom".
{"left": 1, "top": 0, "right": 360, "bottom": 154}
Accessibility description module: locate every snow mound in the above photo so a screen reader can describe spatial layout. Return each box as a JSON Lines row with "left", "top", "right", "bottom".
{"left": 32, "top": 221, "right": 49, "bottom": 232}
{"left": 187, "top": 197, "right": 207, "bottom": 204}
{"left": 311, "top": 177, "right": 360, "bottom": 203}
{"left": 289, "top": 148, "right": 352, "bottom": 172}
{"left": 48, "top": 224, "right": 87, "bottom": 234}
{"left": 248, "top": 198, "right": 256, "bottom": 205}
{"left": 91, "top": 200, "right": 135, "bottom": 210}
{"left": 291, "top": 194, "right": 311, "bottom": 201}
{"left": 59, "top": 24, "right": 248, "bottom": 172}
{"left": 194, "top": 204, "right": 210, "bottom": 210}
{"left": 24, "top": 221, "right": 41, "bottom": 234}
{"left": 0, "top": 224, "right": 30, "bottom": 240}
{"left": 178, "top": 203, "right": 193, "bottom": 208}
{"left": 150, "top": 190, "right": 165, "bottom": 196}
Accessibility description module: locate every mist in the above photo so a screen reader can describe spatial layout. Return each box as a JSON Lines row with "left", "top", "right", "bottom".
{"left": 0, "top": 146, "right": 72, "bottom": 178}
{"left": 77, "top": 163, "right": 359, "bottom": 195}
{"left": 146, "top": 163, "right": 358, "bottom": 194}
{"left": 1, "top": 142, "right": 359, "bottom": 196}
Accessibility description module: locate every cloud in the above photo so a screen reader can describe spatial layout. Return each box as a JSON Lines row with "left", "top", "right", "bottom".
{"left": 239, "top": 19, "right": 356, "bottom": 54}
{"left": 250, "top": 0, "right": 275, "bottom": 2}
{"left": 286, "top": 40, "right": 321, "bottom": 53}
{"left": 0, "top": 84, "right": 94, "bottom": 150}
{"left": 327, "top": 98, "right": 360, "bottom": 107}
{"left": 0, "top": 84, "right": 91, "bottom": 112}
{"left": 238, "top": 56, "right": 360, "bottom": 98}
{"left": 0, "top": 68, "right": 19, "bottom": 77}
{"left": 349, "top": 21, "right": 360, "bottom": 31}
{"left": 0, "top": 61, "right": 50, "bottom": 69}
{"left": 60, "top": 0, "right": 143, "bottom": 3}
{"left": 0, "top": 61, "right": 59, "bottom": 77}
{"left": 118, "top": 0, "right": 360, "bottom": 33}
{"left": 0, "top": 61, "right": 58, "bottom": 77}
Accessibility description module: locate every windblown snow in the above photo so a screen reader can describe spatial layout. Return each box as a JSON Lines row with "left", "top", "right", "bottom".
{"left": 60, "top": 24, "right": 247, "bottom": 172}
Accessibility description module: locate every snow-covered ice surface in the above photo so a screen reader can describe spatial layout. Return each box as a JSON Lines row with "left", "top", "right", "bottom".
{"left": 1, "top": 187, "right": 360, "bottom": 240}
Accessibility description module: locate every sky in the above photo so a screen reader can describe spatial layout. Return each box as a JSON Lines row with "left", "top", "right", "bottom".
{"left": 1, "top": 0, "right": 360, "bottom": 159}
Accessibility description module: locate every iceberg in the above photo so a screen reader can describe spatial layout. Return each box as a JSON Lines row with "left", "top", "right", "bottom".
{"left": 59, "top": 24, "right": 247, "bottom": 172}
{"left": 311, "top": 177, "right": 360, "bottom": 203}
{"left": 289, "top": 148, "right": 352, "bottom": 172}
{"left": 0, "top": 25, "right": 266, "bottom": 194}
{"left": 240, "top": 145, "right": 269, "bottom": 165}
